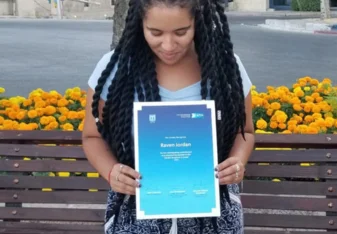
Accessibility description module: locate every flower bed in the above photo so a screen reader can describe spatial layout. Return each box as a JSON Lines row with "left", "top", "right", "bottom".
{"left": 0, "top": 76, "right": 336, "bottom": 133}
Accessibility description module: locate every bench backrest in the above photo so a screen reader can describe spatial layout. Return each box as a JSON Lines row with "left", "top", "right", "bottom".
{"left": 0, "top": 130, "right": 336, "bottom": 233}
{"left": 0, "top": 130, "right": 108, "bottom": 233}
{"left": 242, "top": 133, "right": 337, "bottom": 233}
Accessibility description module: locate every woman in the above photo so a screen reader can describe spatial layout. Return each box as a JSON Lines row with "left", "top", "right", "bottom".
{"left": 82, "top": 0, "right": 255, "bottom": 233}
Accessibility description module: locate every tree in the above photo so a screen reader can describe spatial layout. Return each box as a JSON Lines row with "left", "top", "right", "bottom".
{"left": 111, "top": 0, "right": 130, "bottom": 50}
{"left": 321, "top": 0, "right": 331, "bottom": 20}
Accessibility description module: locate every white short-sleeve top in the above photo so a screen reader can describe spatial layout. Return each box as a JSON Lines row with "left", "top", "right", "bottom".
{"left": 88, "top": 50, "right": 252, "bottom": 101}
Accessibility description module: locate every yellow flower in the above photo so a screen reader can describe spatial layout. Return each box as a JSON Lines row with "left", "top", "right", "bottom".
{"left": 67, "top": 111, "right": 78, "bottom": 120}
{"left": 57, "top": 98, "right": 69, "bottom": 107}
{"left": 307, "top": 126, "right": 319, "bottom": 134}
{"left": 312, "top": 105, "right": 321, "bottom": 113}
{"left": 0, "top": 87, "right": 5, "bottom": 93}
{"left": 325, "top": 117, "right": 335, "bottom": 128}
{"left": 70, "top": 91, "right": 81, "bottom": 101}
{"left": 16, "top": 110, "right": 26, "bottom": 121}
{"left": 266, "top": 109, "right": 274, "bottom": 116}
{"left": 78, "top": 122, "right": 84, "bottom": 131}
{"left": 276, "top": 113, "right": 287, "bottom": 123}
{"left": 278, "top": 123, "right": 287, "bottom": 129}
{"left": 310, "top": 79, "right": 319, "bottom": 86}
{"left": 45, "top": 106, "right": 57, "bottom": 115}
{"left": 256, "top": 118, "right": 268, "bottom": 130}
{"left": 270, "top": 121, "right": 278, "bottom": 129}
{"left": 28, "top": 110, "right": 38, "bottom": 119}
{"left": 40, "top": 116, "right": 50, "bottom": 125}
{"left": 81, "top": 99, "right": 86, "bottom": 107}
{"left": 322, "top": 78, "right": 331, "bottom": 84}
{"left": 293, "top": 104, "right": 302, "bottom": 112}
{"left": 305, "top": 96, "right": 314, "bottom": 102}
{"left": 62, "top": 123, "right": 74, "bottom": 131}
{"left": 58, "top": 115, "right": 67, "bottom": 122}
{"left": 270, "top": 102, "right": 281, "bottom": 110}
{"left": 304, "top": 115, "right": 313, "bottom": 123}
{"left": 35, "top": 100, "right": 46, "bottom": 108}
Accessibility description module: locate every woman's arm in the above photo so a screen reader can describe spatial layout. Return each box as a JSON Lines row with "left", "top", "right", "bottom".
{"left": 82, "top": 88, "right": 140, "bottom": 195}
{"left": 216, "top": 92, "right": 255, "bottom": 184}
{"left": 82, "top": 88, "right": 119, "bottom": 182}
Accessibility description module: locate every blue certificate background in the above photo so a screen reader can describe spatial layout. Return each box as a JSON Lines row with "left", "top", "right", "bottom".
{"left": 137, "top": 104, "right": 218, "bottom": 217}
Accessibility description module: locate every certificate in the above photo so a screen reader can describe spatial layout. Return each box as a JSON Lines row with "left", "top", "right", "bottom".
{"left": 133, "top": 100, "right": 220, "bottom": 220}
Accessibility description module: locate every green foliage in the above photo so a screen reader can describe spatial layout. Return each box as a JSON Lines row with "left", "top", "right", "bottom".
{"left": 291, "top": 0, "right": 320, "bottom": 11}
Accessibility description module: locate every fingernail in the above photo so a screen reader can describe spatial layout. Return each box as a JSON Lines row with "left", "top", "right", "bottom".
{"left": 215, "top": 173, "right": 218, "bottom": 178}
{"left": 139, "top": 175, "right": 142, "bottom": 179}
{"left": 215, "top": 167, "right": 218, "bottom": 171}
{"left": 138, "top": 183, "right": 142, "bottom": 188}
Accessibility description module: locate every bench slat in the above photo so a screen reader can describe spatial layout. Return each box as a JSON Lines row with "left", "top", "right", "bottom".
{"left": 0, "top": 144, "right": 85, "bottom": 159}
{"left": 0, "top": 230, "right": 100, "bottom": 234}
{"left": 1, "top": 144, "right": 336, "bottom": 163}
{"left": 241, "top": 194, "right": 337, "bottom": 212}
{"left": 1, "top": 131, "right": 336, "bottom": 148}
{"left": 0, "top": 131, "right": 82, "bottom": 144}
{"left": 0, "top": 207, "right": 104, "bottom": 222}
{"left": 0, "top": 176, "right": 109, "bottom": 190}
{"left": 245, "top": 165, "right": 337, "bottom": 179}
{"left": 0, "top": 190, "right": 107, "bottom": 204}
{"left": 0, "top": 222, "right": 102, "bottom": 234}
{"left": 0, "top": 160, "right": 95, "bottom": 172}
{"left": 244, "top": 230, "right": 337, "bottom": 234}
{"left": 254, "top": 134, "right": 337, "bottom": 148}
{"left": 244, "top": 213, "right": 337, "bottom": 229}
{"left": 242, "top": 180, "right": 337, "bottom": 196}
{"left": 250, "top": 149, "right": 337, "bottom": 162}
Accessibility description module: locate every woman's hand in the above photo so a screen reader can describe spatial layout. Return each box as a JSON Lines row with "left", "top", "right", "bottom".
{"left": 108, "top": 163, "right": 141, "bottom": 195}
{"left": 215, "top": 157, "right": 245, "bottom": 185}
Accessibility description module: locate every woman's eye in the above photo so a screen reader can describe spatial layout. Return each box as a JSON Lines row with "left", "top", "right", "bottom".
{"left": 151, "top": 31, "right": 162, "bottom": 36}
{"left": 176, "top": 30, "right": 187, "bottom": 36}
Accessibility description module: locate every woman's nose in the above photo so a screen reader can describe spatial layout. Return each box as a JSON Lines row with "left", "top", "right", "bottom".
{"left": 161, "top": 36, "right": 176, "bottom": 52}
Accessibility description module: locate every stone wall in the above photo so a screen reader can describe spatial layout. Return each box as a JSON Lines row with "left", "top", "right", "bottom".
{"left": 229, "top": 0, "right": 270, "bottom": 11}
{"left": 0, "top": 1, "right": 13, "bottom": 15}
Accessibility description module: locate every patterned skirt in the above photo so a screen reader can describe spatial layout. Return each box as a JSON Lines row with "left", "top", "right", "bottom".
{"left": 104, "top": 184, "right": 244, "bottom": 234}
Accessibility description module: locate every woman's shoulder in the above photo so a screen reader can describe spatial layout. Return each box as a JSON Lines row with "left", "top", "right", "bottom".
{"left": 234, "top": 53, "right": 252, "bottom": 98}
{"left": 87, "top": 50, "right": 118, "bottom": 101}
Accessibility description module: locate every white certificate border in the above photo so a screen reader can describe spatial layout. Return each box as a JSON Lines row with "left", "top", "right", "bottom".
{"left": 133, "top": 100, "right": 221, "bottom": 220}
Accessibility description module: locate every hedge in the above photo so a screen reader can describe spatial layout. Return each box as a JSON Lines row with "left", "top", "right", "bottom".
{"left": 291, "top": 0, "right": 321, "bottom": 11}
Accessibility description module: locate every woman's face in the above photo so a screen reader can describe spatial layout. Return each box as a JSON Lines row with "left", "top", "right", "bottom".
{"left": 142, "top": 4, "right": 195, "bottom": 66}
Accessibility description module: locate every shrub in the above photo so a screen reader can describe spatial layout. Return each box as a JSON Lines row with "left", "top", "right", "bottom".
{"left": 252, "top": 77, "right": 337, "bottom": 134}
{"left": 0, "top": 76, "right": 336, "bottom": 134}
{"left": 291, "top": 0, "right": 321, "bottom": 11}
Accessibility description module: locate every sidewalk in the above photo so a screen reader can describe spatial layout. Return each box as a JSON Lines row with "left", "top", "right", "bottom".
{"left": 226, "top": 10, "right": 337, "bottom": 18}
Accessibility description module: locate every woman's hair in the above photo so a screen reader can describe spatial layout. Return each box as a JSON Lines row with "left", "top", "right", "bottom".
{"left": 91, "top": 0, "right": 246, "bottom": 232}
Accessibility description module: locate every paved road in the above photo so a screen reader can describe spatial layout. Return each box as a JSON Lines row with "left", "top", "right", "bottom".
{"left": 0, "top": 17, "right": 336, "bottom": 98}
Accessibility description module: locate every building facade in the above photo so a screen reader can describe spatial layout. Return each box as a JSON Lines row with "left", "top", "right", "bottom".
{"left": 0, "top": 0, "right": 114, "bottom": 19}
{"left": 0, "top": 0, "right": 336, "bottom": 18}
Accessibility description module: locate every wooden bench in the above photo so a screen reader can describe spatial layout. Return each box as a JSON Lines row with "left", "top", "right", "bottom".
{"left": 0, "top": 130, "right": 336, "bottom": 234}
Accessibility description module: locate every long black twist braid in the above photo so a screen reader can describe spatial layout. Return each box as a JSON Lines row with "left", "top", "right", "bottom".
{"left": 90, "top": 0, "right": 246, "bottom": 232}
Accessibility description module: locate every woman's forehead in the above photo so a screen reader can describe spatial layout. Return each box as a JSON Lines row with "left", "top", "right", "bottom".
{"left": 144, "top": 5, "right": 193, "bottom": 30}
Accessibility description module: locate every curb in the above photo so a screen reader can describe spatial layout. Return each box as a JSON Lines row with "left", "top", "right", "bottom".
{"left": 314, "top": 30, "right": 337, "bottom": 35}
{"left": 260, "top": 19, "right": 337, "bottom": 35}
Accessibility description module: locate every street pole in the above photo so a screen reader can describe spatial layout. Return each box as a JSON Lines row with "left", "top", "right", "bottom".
{"left": 56, "top": 0, "right": 62, "bottom": 19}
{"left": 321, "top": 0, "right": 331, "bottom": 20}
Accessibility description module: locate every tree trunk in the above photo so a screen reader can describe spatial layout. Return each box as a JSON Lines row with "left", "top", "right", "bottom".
{"left": 111, "top": 0, "right": 130, "bottom": 50}
{"left": 321, "top": 0, "right": 331, "bottom": 20}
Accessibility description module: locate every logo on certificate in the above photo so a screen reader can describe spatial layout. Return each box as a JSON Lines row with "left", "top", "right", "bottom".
{"left": 191, "top": 113, "right": 204, "bottom": 119}
{"left": 149, "top": 114, "right": 156, "bottom": 123}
